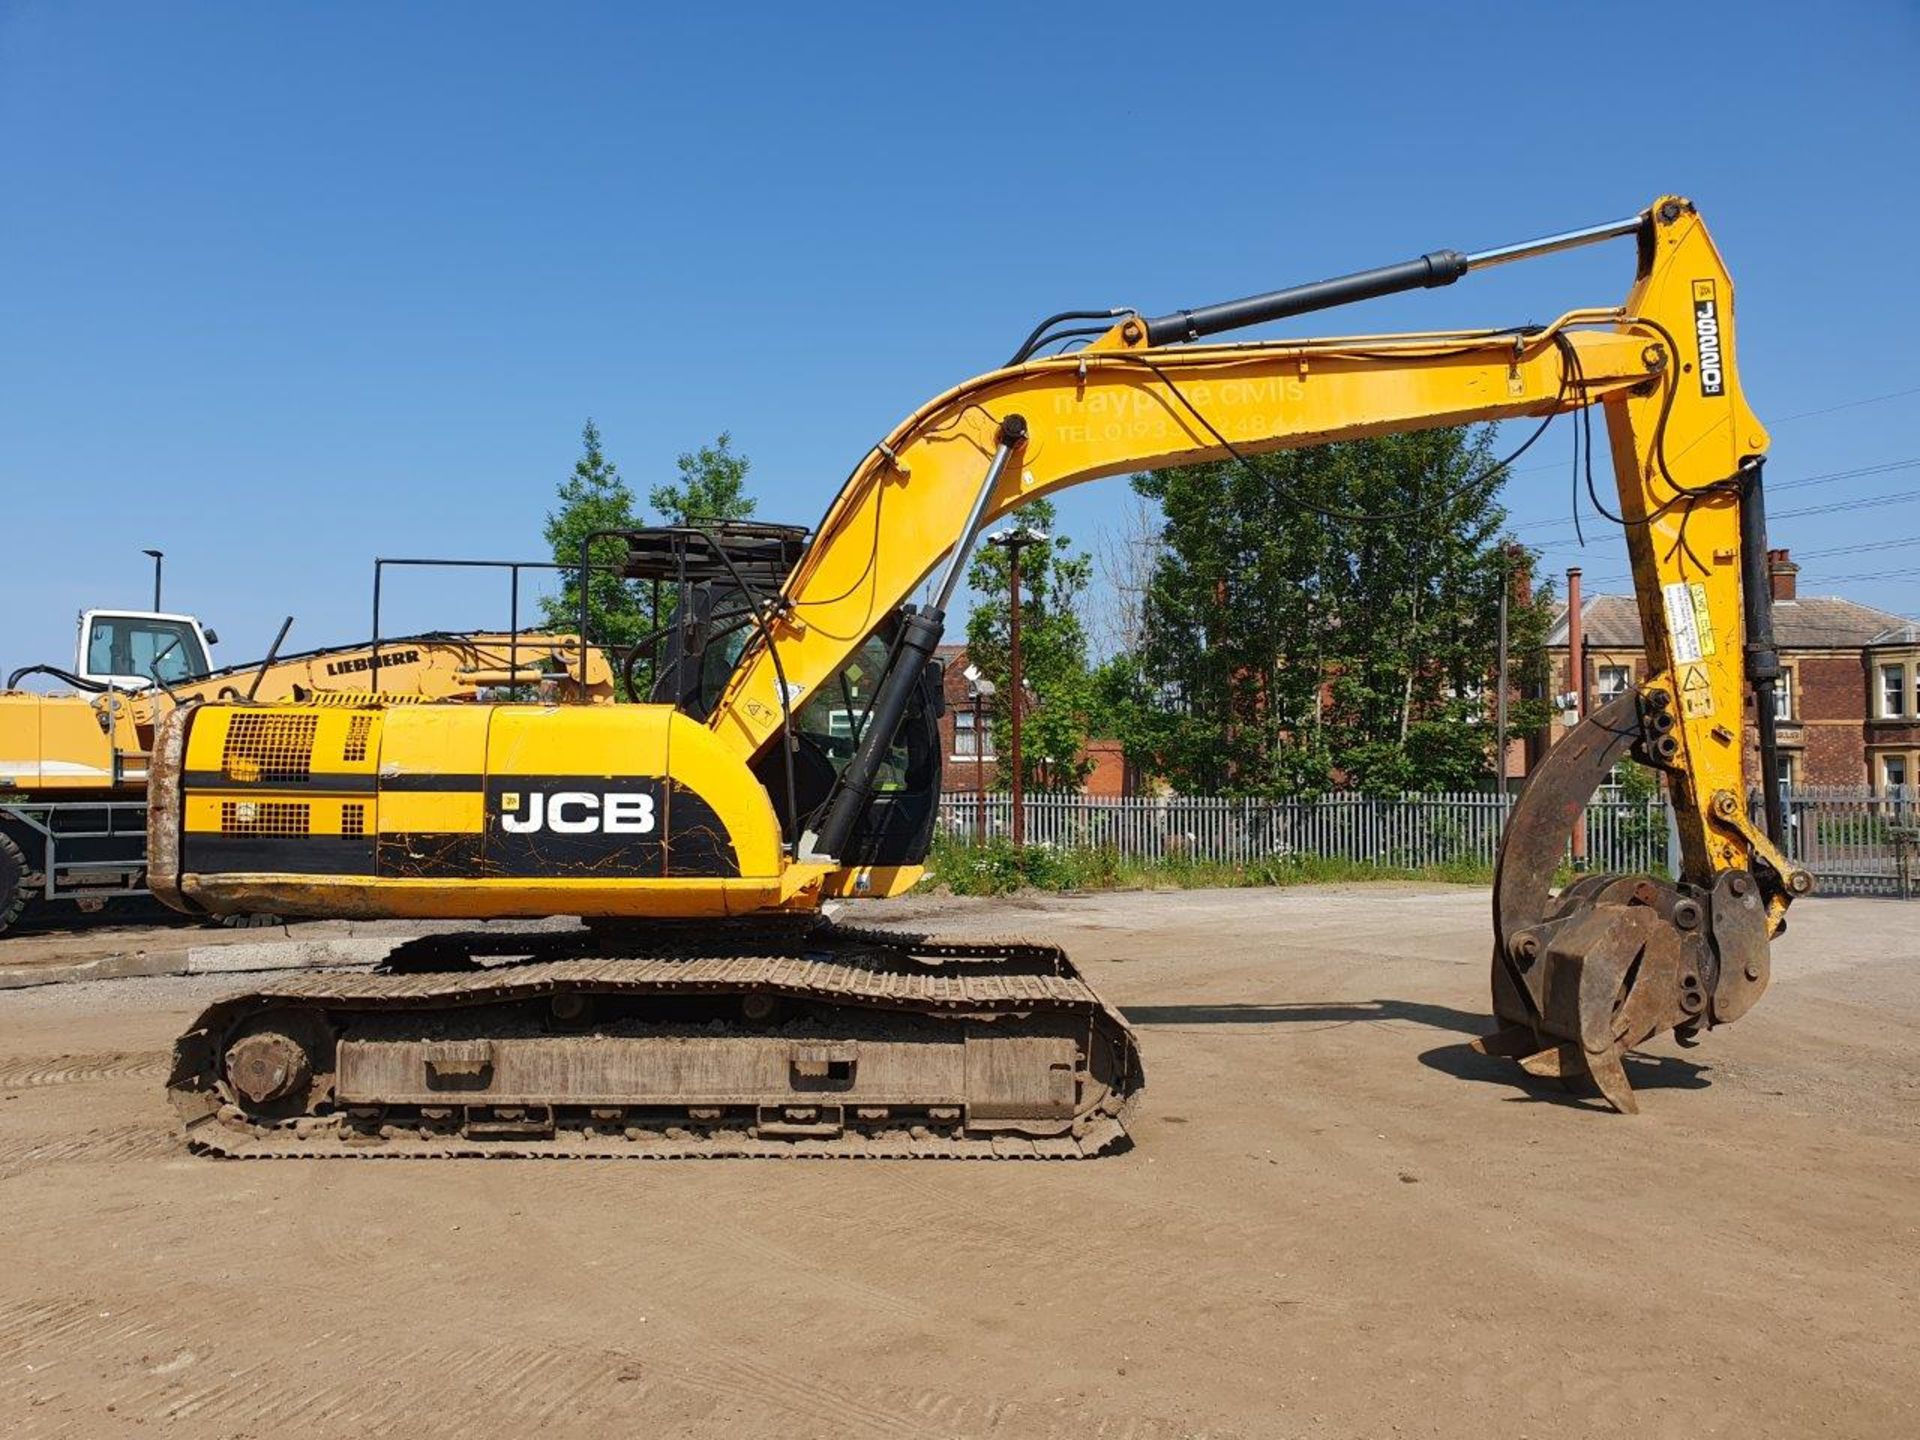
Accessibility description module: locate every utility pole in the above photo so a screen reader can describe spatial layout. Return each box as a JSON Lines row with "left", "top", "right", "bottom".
{"left": 1009, "top": 548, "right": 1025, "bottom": 849}
{"left": 988, "top": 524, "right": 1047, "bottom": 850}
{"left": 1494, "top": 546, "right": 1510, "bottom": 794}
{"left": 143, "top": 549, "right": 164, "bottom": 611}
{"left": 1567, "top": 565, "right": 1588, "bottom": 868}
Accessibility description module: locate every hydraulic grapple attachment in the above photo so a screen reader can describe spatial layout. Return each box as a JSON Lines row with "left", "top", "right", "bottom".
{"left": 1479, "top": 691, "right": 1782, "bottom": 1113}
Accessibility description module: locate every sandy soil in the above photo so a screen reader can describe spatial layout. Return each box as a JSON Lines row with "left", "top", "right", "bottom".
{"left": 0, "top": 885, "right": 1914, "bottom": 1439}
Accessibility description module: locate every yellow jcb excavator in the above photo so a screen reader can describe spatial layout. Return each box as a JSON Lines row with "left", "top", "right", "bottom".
{"left": 151, "top": 194, "right": 1804, "bottom": 1156}
{"left": 0, "top": 613, "right": 611, "bottom": 932}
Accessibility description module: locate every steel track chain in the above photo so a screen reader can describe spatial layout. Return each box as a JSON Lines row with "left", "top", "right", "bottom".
{"left": 169, "top": 928, "right": 1142, "bottom": 1160}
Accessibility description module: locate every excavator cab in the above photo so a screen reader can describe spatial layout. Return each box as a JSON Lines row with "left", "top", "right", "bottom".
{"left": 618, "top": 522, "right": 943, "bottom": 869}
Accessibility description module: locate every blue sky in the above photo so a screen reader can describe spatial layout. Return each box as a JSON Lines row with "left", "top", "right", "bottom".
{"left": 4, "top": 2, "right": 1917, "bottom": 674}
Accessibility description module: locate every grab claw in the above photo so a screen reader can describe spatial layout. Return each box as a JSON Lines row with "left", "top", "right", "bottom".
{"left": 1484, "top": 691, "right": 1773, "bottom": 1115}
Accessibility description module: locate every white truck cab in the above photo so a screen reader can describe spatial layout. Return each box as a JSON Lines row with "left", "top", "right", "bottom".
{"left": 75, "top": 610, "right": 217, "bottom": 690}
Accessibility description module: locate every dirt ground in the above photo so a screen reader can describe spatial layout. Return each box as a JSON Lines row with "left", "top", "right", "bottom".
{"left": 0, "top": 884, "right": 1914, "bottom": 1440}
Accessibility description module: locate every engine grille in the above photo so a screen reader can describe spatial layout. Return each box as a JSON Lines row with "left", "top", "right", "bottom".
{"left": 221, "top": 713, "right": 318, "bottom": 783}
{"left": 219, "top": 801, "right": 312, "bottom": 837}
{"left": 343, "top": 715, "right": 374, "bottom": 763}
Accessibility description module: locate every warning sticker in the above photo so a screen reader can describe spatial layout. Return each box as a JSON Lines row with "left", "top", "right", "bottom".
{"left": 1681, "top": 663, "right": 1715, "bottom": 719}
{"left": 1664, "top": 581, "right": 1706, "bottom": 664}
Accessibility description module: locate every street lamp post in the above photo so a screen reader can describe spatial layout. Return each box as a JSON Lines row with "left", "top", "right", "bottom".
{"left": 968, "top": 674, "right": 996, "bottom": 844}
{"left": 987, "top": 524, "right": 1047, "bottom": 850}
{"left": 142, "top": 549, "right": 164, "bottom": 611}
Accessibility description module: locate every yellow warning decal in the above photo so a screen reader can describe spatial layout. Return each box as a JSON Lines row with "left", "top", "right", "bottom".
{"left": 1688, "top": 583, "right": 1717, "bottom": 657}
{"left": 1681, "top": 664, "right": 1715, "bottom": 719}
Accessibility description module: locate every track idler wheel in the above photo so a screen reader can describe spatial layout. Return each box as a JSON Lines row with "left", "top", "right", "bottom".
{"left": 220, "top": 1008, "right": 335, "bottom": 1120}
{"left": 1480, "top": 690, "right": 1771, "bottom": 1114}
{"left": 228, "top": 1030, "right": 312, "bottom": 1105}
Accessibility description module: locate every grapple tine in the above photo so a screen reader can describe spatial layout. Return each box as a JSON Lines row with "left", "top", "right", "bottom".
{"left": 1516, "top": 1044, "right": 1583, "bottom": 1080}
{"left": 1470, "top": 1024, "right": 1543, "bottom": 1059}
{"left": 1582, "top": 1046, "right": 1639, "bottom": 1116}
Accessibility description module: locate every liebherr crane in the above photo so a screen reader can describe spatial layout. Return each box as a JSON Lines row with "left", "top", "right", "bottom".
{"left": 152, "top": 195, "right": 1803, "bottom": 1155}
{"left": 0, "top": 615, "right": 612, "bottom": 933}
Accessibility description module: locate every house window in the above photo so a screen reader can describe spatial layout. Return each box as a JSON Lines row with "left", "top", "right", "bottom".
{"left": 1882, "top": 754, "right": 1909, "bottom": 794}
{"left": 1448, "top": 677, "right": 1486, "bottom": 721}
{"left": 1776, "top": 753, "right": 1796, "bottom": 791}
{"left": 953, "top": 708, "right": 995, "bottom": 760}
{"left": 1773, "top": 667, "right": 1793, "bottom": 722}
{"left": 1596, "top": 664, "right": 1631, "bottom": 702}
{"left": 1880, "top": 663, "right": 1908, "bottom": 719}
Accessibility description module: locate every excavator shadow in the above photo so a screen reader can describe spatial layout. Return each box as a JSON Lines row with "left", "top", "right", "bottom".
{"left": 1123, "top": 999, "right": 1488, "bottom": 1032}
{"left": 1122, "top": 1000, "right": 1714, "bottom": 1110}
{"left": 1418, "top": 1038, "right": 1712, "bottom": 1110}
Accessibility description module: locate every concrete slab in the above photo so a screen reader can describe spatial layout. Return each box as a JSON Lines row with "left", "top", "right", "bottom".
{"left": 183, "top": 936, "right": 401, "bottom": 974}
{"left": 0, "top": 948, "right": 187, "bottom": 990}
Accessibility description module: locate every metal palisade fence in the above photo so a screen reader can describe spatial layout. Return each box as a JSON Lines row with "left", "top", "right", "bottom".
{"left": 1779, "top": 786, "right": 1920, "bottom": 898}
{"left": 937, "top": 787, "right": 1920, "bottom": 897}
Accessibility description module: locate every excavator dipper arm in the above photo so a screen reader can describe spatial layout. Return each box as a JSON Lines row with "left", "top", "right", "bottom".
{"left": 714, "top": 195, "right": 1799, "bottom": 1110}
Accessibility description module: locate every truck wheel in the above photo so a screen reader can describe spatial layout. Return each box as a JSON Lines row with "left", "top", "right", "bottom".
{"left": 0, "top": 831, "right": 29, "bottom": 937}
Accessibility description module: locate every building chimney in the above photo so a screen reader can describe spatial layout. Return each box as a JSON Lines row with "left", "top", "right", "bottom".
{"left": 1768, "top": 547, "right": 1798, "bottom": 602}
{"left": 1566, "top": 567, "right": 1584, "bottom": 720}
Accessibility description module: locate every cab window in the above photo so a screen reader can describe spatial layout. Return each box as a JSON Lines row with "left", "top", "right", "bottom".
{"left": 85, "top": 616, "right": 209, "bottom": 684}
{"left": 794, "top": 635, "right": 910, "bottom": 791}
{"left": 697, "top": 619, "right": 752, "bottom": 717}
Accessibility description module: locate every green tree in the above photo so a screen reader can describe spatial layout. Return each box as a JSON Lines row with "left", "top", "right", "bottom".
{"left": 1105, "top": 426, "right": 1553, "bottom": 796}
{"left": 540, "top": 419, "right": 650, "bottom": 696}
{"left": 963, "top": 499, "right": 1095, "bottom": 792}
{"left": 650, "top": 431, "right": 757, "bottom": 525}
{"left": 1095, "top": 445, "right": 1334, "bottom": 796}
{"left": 1315, "top": 430, "right": 1553, "bottom": 795}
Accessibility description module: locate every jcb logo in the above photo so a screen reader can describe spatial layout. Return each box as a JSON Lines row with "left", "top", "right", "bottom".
{"left": 498, "top": 790, "right": 657, "bottom": 835}
{"left": 1691, "top": 280, "right": 1724, "bottom": 398}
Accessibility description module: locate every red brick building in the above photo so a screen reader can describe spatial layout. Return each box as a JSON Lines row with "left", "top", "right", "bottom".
{"left": 933, "top": 644, "right": 1133, "bottom": 797}
{"left": 1543, "top": 550, "right": 1920, "bottom": 789}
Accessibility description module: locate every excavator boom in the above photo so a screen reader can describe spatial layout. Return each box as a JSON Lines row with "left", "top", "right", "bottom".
{"left": 151, "top": 194, "right": 1795, "bottom": 1155}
